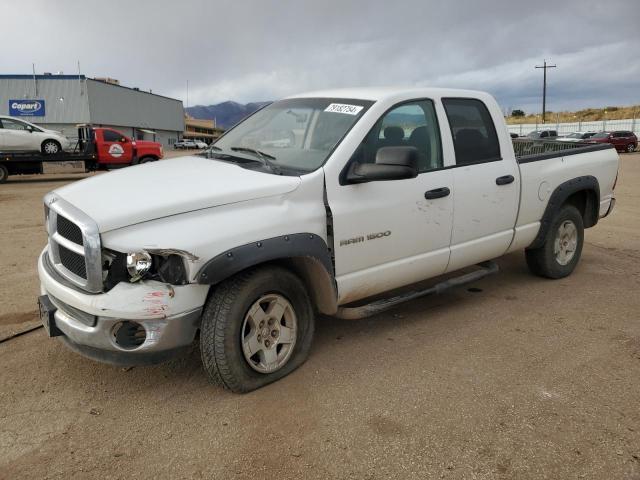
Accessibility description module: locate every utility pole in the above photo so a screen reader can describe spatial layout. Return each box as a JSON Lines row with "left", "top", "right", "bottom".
{"left": 535, "top": 60, "right": 556, "bottom": 123}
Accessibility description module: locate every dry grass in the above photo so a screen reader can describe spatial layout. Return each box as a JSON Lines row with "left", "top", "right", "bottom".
{"left": 506, "top": 104, "right": 640, "bottom": 124}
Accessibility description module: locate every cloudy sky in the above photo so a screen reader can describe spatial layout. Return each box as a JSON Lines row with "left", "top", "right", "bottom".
{"left": 2, "top": 0, "right": 638, "bottom": 113}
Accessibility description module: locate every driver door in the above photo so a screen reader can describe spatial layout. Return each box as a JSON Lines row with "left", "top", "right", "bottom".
{"left": 325, "top": 100, "right": 454, "bottom": 304}
{"left": 99, "top": 129, "right": 133, "bottom": 164}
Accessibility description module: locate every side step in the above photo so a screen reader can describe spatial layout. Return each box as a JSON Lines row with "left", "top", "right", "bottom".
{"left": 335, "top": 261, "right": 499, "bottom": 320}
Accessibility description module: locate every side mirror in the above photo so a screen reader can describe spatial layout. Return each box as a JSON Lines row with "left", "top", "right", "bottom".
{"left": 346, "top": 146, "right": 418, "bottom": 184}
{"left": 26, "top": 125, "right": 34, "bottom": 133}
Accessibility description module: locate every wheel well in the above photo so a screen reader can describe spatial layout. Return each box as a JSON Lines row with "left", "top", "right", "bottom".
{"left": 42, "top": 139, "right": 61, "bottom": 148}
{"left": 205, "top": 258, "right": 338, "bottom": 316}
{"left": 275, "top": 257, "right": 338, "bottom": 315}
{"left": 565, "top": 189, "right": 598, "bottom": 228}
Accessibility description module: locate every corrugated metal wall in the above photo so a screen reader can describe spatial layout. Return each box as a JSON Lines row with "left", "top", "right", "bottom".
{"left": 86, "top": 80, "right": 184, "bottom": 131}
{"left": 0, "top": 77, "right": 91, "bottom": 126}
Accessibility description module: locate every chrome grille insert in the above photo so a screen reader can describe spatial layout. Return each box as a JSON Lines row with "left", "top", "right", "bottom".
{"left": 58, "top": 244, "right": 87, "bottom": 279}
{"left": 45, "top": 192, "right": 103, "bottom": 293}
{"left": 56, "top": 215, "right": 84, "bottom": 245}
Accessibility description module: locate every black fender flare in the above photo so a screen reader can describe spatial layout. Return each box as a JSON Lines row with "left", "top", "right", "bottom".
{"left": 528, "top": 175, "right": 600, "bottom": 250}
{"left": 197, "top": 233, "right": 334, "bottom": 285}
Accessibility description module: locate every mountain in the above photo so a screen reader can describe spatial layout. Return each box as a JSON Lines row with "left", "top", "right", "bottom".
{"left": 186, "top": 101, "right": 271, "bottom": 129}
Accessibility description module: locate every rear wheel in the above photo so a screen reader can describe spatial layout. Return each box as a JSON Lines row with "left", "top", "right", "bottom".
{"left": 41, "top": 140, "right": 61, "bottom": 155}
{"left": 0, "top": 164, "right": 8, "bottom": 184}
{"left": 627, "top": 143, "right": 636, "bottom": 153}
{"left": 138, "top": 156, "right": 156, "bottom": 164}
{"left": 200, "top": 266, "right": 315, "bottom": 393}
{"left": 525, "top": 205, "right": 584, "bottom": 279}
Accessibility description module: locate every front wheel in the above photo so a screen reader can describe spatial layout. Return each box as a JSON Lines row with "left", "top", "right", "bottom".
{"left": 627, "top": 143, "right": 636, "bottom": 153}
{"left": 525, "top": 205, "right": 584, "bottom": 279}
{"left": 41, "top": 140, "right": 61, "bottom": 155}
{"left": 200, "top": 266, "right": 315, "bottom": 393}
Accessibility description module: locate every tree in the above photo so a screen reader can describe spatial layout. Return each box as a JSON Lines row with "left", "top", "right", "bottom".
{"left": 512, "top": 109, "right": 525, "bottom": 118}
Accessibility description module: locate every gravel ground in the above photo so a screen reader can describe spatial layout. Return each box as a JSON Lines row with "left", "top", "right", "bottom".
{"left": 0, "top": 152, "right": 639, "bottom": 479}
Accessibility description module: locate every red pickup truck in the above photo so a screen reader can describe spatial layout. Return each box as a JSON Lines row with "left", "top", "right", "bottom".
{"left": 0, "top": 125, "right": 164, "bottom": 183}
{"left": 92, "top": 127, "right": 164, "bottom": 166}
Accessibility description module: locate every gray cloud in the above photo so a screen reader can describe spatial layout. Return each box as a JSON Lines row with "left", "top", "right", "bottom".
{"left": 2, "top": 0, "right": 639, "bottom": 112}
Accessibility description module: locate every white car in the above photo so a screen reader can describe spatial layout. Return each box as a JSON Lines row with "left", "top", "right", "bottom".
{"left": 37, "top": 87, "right": 619, "bottom": 393}
{"left": 557, "top": 132, "right": 596, "bottom": 143}
{"left": 0, "top": 116, "right": 71, "bottom": 154}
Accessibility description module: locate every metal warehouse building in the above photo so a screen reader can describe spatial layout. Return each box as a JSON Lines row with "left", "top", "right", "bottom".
{"left": 0, "top": 74, "right": 184, "bottom": 147}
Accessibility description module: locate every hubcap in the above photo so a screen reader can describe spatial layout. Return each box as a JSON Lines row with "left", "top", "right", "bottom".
{"left": 241, "top": 294, "right": 297, "bottom": 374}
{"left": 44, "top": 142, "right": 58, "bottom": 154}
{"left": 554, "top": 220, "right": 578, "bottom": 266}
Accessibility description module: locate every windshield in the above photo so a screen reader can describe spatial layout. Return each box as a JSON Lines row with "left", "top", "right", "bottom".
{"left": 212, "top": 98, "right": 373, "bottom": 173}
{"left": 591, "top": 132, "right": 610, "bottom": 138}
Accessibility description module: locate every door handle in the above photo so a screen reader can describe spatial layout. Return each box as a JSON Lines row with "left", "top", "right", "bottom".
{"left": 424, "top": 187, "right": 451, "bottom": 199}
{"left": 496, "top": 175, "right": 515, "bottom": 185}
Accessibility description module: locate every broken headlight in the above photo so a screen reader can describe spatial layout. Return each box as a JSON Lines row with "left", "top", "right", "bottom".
{"left": 127, "top": 252, "right": 153, "bottom": 282}
{"left": 103, "top": 250, "right": 189, "bottom": 290}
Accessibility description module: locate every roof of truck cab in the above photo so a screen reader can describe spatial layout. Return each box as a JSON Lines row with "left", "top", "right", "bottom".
{"left": 286, "top": 86, "right": 490, "bottom": 102}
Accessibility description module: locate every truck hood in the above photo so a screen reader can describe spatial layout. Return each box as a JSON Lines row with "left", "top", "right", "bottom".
{"left": 54, "top": 156, "right": 301, "bottom": 232}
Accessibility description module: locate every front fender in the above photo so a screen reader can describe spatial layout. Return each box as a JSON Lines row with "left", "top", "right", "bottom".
{"left": 196, "top": 233, "right": 333, "bottom": 284}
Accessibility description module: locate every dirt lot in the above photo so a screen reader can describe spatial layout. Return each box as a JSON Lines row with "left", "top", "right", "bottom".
{"left": 1, "top": 153, "right": 639, "bottom": 479}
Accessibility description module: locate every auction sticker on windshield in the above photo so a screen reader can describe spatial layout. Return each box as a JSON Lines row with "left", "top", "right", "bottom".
{"left": 324, "top": 103, "right": 364, "bottom": 115}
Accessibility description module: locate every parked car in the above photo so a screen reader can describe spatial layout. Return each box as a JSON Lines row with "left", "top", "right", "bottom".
{"left": 557, "top": 132, "right": 597, "bottom": 143}
{"left": 37, "top": 88, "right": 619, "bottom": 393}
{"left": 193, "top": 140, "right": 208, "bottom": 149}
{"left": 0, "top": 115, "right": 71, "bottom": 154}
{"left": 527, "top": 130, "right": 558, "bottom": 139}
{"left": 509, "top": 132, "right": 519, "bottom": 139}
{"left": 174, "top": 139, "right": 196, "bottom": 149}
{"left": 587, "top": 131, "right": 637, "bottom": 153}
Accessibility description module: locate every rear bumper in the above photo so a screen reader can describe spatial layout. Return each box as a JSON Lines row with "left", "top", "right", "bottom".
{"left": 37, "top": 248, "right": 207, "bottom": 365}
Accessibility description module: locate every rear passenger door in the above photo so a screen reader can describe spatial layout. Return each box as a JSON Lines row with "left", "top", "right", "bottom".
{"left": 441, "top": 98, "right": 519, "bottom": 272}
{"left": 0, "top": 118, "right": 33, "bottom": 150}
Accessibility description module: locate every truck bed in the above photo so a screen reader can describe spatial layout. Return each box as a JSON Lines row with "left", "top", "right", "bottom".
{"left": 513, "top": 138, "right": 614, "bottom": 163}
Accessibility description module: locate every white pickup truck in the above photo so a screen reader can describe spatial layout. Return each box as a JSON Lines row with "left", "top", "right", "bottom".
{"left": 37, "top": 88, "right": 619, "bottom": 392}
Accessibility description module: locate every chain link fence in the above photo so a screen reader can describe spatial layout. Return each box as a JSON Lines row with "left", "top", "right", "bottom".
{"left": 507, "top": 118, "right": 639, "bottom": 137}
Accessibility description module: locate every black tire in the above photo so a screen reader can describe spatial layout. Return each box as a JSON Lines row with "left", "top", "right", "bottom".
{"left": 138, "top": 156, "right": 156, "bottom": 164}
{"left": 41, "top": 139, "right": 61, "bottom": 155}
{"left": 200, "top": 266, "right": 315, "bottom": 393}
{"left": 0, "top": 164, "right": 8, "bottom": 184}
{"left": 525, "top": 204, "right": 584, "bottom": 279}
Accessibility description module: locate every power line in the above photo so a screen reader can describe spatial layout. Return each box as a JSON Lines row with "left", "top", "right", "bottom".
{"left": 535, "top": 60, "right": 556, "bottom": 123}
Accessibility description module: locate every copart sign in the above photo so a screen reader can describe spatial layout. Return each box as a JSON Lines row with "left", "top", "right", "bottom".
{"left": 9, "top": 99, "right": 46, "bottom": 116}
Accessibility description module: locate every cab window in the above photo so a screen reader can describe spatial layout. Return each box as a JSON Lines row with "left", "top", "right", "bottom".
{"left": 103, "top": 130, "right": 125, "bottom": 142}
{"left": 350, "top": 100, "right": 443, "bottom": 172}
{"left": 443, "top": 98, "right": 501, "bottom": 165}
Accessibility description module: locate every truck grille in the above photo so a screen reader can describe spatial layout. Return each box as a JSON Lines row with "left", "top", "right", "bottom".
{"left": 44, "top": 193, "right": 103, "bottom": 293}
{"left": 56, "top": 215, "right": 84, "bottom": 246}
{"left": 58, "top": 244, "right": 87, "bottom": 279}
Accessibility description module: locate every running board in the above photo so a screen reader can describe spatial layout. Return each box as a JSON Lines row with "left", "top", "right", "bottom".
{"left": 335, "top": 261, "right": 499, "bottom": 320}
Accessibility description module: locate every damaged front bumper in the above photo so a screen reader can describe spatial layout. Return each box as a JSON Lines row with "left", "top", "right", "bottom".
{"left": 37, "top": 249, "right": 209, "bottom": 365}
